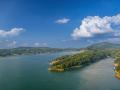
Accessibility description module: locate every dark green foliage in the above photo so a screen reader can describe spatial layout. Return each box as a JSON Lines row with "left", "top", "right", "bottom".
{"left": 113, "top": 51, "right": 120, "bottom": 74}
{"left": 50, "top": 50, "right": 109, "bottom": 71}
{"left": 50, "top": 47, "right": 120, "bottom": 72}
{"left": 87, "top": 42, "right": 120, "bottom": 50}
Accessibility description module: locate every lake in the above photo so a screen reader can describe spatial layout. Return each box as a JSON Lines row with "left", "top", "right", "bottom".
{"left": 0, "top": 52, "right": 120, "bottom": 90}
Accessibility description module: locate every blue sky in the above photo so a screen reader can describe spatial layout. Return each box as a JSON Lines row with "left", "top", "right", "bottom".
{"left": 0, "top": 0, "right": 120, "bottom": 48}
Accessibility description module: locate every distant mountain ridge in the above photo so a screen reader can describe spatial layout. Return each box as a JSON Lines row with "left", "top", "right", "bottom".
{"left": 0, "top": 47, "right": 80, "bottom": 57}
{"left": 87, "top": 42, "right": 120, "bottom": 49}
{"left": 0, "top": 42, "right": 120, "bottom": 57}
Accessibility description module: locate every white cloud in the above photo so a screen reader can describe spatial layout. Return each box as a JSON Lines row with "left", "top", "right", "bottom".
{"left": 114, "top": 31, "right": 120, "bottom": 37}
{"left": 0, "top": 40, "right": 17, "bottom": 48}
{"left": 87, "top": 39, "right": 94, "bottom": 44}
{"left": 71, "top": 14, "right": 120, "bottom": 40}
{"left": 61, "top": 40, "right": 68, "bottom": 42}
{"left": 42, "top": 43, "right": 47, "bottom": 46}
{"left": 55, "top": 18, "right": 70, "bottom": 24}
{"left": 34, "top": 42, "right": 47, "bottom": 47}
{"left": 61, "top": 39, "right": 72, "bottom": 42}
{"left": 34, "top": 42, "right": 40, "bottom": 47}
{"left": 8, "top": 40, "right": 17, "bottom": 48}
{"left": 0, "top": 28, "right": 24, "bottom": 37}
{"left": 96, "top": 37, "right": 120, "bottom": 44}
{"left": 106, "top": 38, "right": 120, "bottom": 43}
{"left": 21, "top": 43, "right": 28, "bottom": 47}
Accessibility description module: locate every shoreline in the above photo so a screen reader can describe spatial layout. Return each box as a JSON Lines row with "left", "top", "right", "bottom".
{"left": 114, "top": 63, "right": 120, "bottom": 79}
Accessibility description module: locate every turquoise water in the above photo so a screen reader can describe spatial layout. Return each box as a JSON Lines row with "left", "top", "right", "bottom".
{"left": 0, "top": 52, "right": 119, "bottom": 90}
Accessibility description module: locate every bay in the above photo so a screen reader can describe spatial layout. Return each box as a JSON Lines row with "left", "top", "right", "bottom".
{"left": 0, "top": 52, "right": 119, "bottom": 90}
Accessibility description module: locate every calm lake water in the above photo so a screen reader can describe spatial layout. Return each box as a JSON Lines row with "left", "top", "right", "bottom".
{"left": 0, "top": 52, "right": 120, "bottom": 90}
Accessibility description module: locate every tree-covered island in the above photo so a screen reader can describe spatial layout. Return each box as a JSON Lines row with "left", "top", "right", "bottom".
{"left": 49, "top": 42, "right": 120, "bottom": 76}
{"left": 48, "top": 50, "right": 109, "bottom": 71}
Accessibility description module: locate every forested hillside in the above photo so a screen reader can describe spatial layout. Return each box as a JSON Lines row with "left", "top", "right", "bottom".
{"left": 49, "top": 42, "right": 120, "bottom": 72}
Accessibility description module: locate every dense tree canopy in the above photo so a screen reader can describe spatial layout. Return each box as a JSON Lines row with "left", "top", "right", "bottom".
{"left": 114, "top": 51, "right": 120, "bottom": 75}
{"left": 49, "top": 50, "right": 109, "bottom": 71}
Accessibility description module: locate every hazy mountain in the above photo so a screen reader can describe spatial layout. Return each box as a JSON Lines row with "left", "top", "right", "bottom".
{"left": 87, "top": 42, "right": 120, "bottom": 49}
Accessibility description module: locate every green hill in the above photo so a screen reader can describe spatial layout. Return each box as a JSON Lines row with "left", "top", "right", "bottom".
{"left": 49, "top": 50, "right": 109, "bottom": 71}
{"left": 49, "top": 42, "right": 120, "bottom": 72}
{"left": 87, "top": 42, "right": 120, "bottom": 50}
{"left": 0, "top": 47, "right": 80, "bottom": 57}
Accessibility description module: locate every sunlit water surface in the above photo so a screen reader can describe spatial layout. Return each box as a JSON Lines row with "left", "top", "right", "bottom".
{"left": 0, "top": 52, "right": 119, "bottom": 90}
